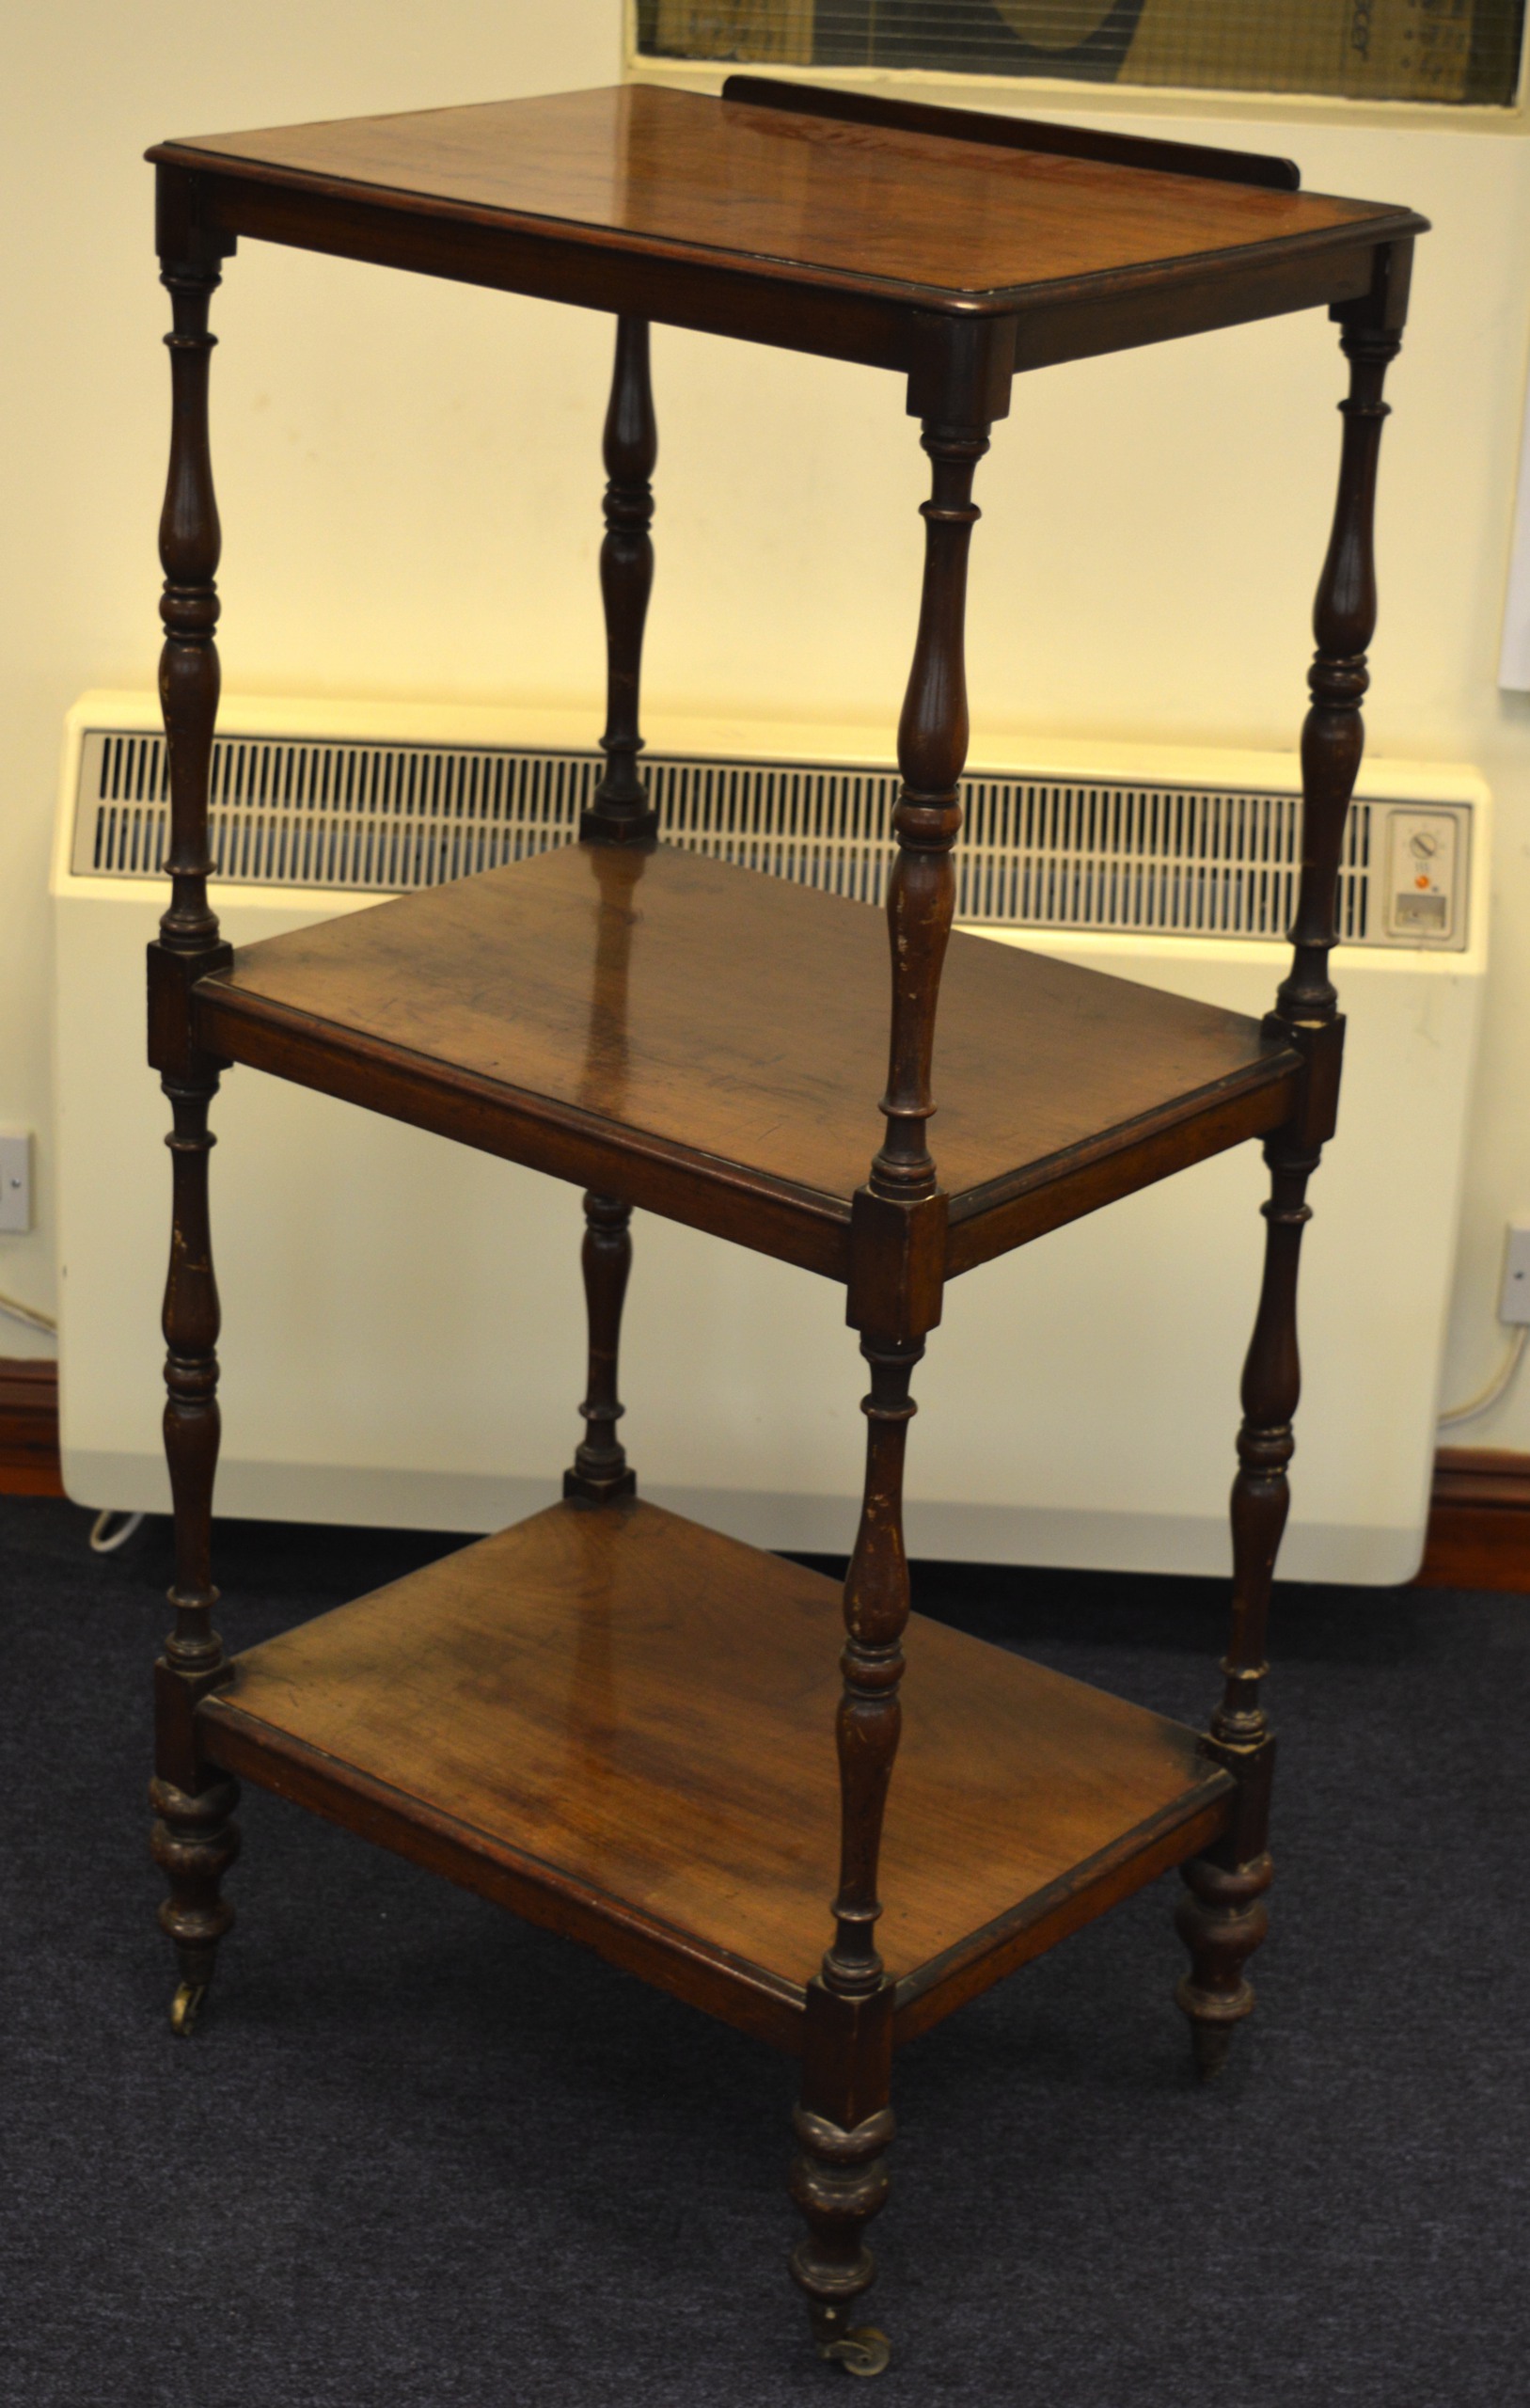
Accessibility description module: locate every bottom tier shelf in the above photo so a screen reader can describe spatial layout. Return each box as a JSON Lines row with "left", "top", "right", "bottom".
{"left": 197, "top": 1498, "right": 1233, "bottom": 2050}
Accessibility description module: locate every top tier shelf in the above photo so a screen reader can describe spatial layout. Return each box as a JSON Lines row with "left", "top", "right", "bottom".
{"left": 150, "top": 82, "right": 1426, "bottom": 385}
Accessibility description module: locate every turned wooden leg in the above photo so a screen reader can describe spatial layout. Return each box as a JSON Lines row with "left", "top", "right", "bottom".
{"left": 563, "top": 1192, "right": 637, "bottom": 1505}
{"left": 149, "top": 244, "right": 239, "bottom": 2036}
{"left": 580, "top": 316, "right": 657, "bottom": 846}
{"left": 1176, "top": 1855, "right": 1273, "bottom": 2081}
{"left": 153, "top": 1071, "right": 238, "bottom": 2035}
{"left": 1176, "top": 1140, "right": 1306, "bottom": 2077}
{"left": 1179, "top": 293, "right": 1403, "bottom": 2078}
{"left": 150, "top": 1770, "right": 241, "bottom": 2036}
{"left": 790, "top": 1982, "right": 895, "bottom": 2379}
{"left": 789, "top": 403, "right": 990, "bottom": 2358}
{"left": 790, "top": 1337, "right": 921, "bottom": 2374}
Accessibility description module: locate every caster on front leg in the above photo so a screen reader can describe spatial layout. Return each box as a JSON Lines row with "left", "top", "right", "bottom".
{"left": 1175, "top": 1849, "right": 1271, "bottom": 2080}
{"left": 150, "top": 1772, "right": 240, "bottom": 2038}
{"left": 811, "top": 2304, "right": 891, "bottom": 2379}
{"left": 789, "top": 2094, "right": 895, "bottom": 2379}
{"left": 170, "top": 1979, "right": 208, "bottom": 2038}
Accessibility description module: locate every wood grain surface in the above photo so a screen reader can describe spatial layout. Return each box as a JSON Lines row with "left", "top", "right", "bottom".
{"left": 157, "top": 85, "right": 1412, "bottom": 306}
{"left": 195, "top": 844, "right": 1298, "bottom": 1252}
{"left": 722, "top": 74, "right": 1303, "bottom": 192}
{"left": 199, "top": 1498, "right": 1228, "bottom": 2020}
{"left": 139, "top": 72, "right": 1427, "bottom": 2349}
{"left": 1415, "top": 1450, "right": 1530, "bottom": 1593}
{"left": 0, "top": 1359, "right": 63, "bottom": 1498}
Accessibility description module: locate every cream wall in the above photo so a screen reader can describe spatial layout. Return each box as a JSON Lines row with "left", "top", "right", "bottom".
{"left": 0, "top": 0, "right": 626, "bottom": 1357}
{"left": 5, "top": 9, "right": 1530, "bottom": 1451}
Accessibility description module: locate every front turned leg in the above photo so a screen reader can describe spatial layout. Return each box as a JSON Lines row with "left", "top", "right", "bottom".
{"left": 150, "top": 239, "right": 240, "bottom": 2039}
{"left": 1176, "top": 1854, "right": 1273, "bottom": 2082}
{"left": 1179, "top": 287, "right": 1404, "bottom": 2078}
{"left": 1176, "top": 1139, "right": 1309, "bottom": 2077}
{"left": 150, "top": 1769, "right": 241, "bottom": 2037}
{"left": 153, "top": 1071, "right": 239, "bottom": 2036}
{"left": 790, "top": 1985, "right": 895, "bottom": 2379}
{"left": 790, "top": 1337, "right": 921, "bottom": 2373}
{"left": 789, "top": 402, "right": 987, "bottom": 2361}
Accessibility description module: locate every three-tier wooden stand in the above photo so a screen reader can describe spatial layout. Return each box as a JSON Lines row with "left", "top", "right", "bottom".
{"left": 144, "top": 80, "right": 1424, "bottom": 2374}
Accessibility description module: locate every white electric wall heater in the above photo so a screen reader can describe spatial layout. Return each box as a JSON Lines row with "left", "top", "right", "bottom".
{"left": 53, "top": 693, "right": 1489, "bottom": 1583}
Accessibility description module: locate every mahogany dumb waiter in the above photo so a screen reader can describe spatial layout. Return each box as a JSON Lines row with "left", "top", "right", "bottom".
{"left": 143, "top": 79, "right": 1425, "bottom": 2375}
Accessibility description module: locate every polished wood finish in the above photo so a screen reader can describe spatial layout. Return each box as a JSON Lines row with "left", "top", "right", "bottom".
{"left": 156, "top": 261, "right": 225, "bottom": 961}
{"left": 148, "top": 1767, "right": 241, "bottom": 2036}
{"left": 583, "top": 317, "right": 658, "bottom": 846}
{"left": 142, "top": 80, "right": 1421, "bottom": 2368}
{"left": 1278, "top": 306, "right": 1407, "bottom": 1027}
{"left": 826, "top": 1341, "right": 924, "bottom": 1996}
{"left": 147, "top": 87, "right": 1422, "bottom": 391}
{"left": 152, "top": 85, "right": 1407, "bottom": 309}
{"left": 157, "top": 1075, "right": 227, "bottom": 1681}
{"left": 1416, "top": 1450, "right": 1530, "bottom": 1593}
{"left": 195, "top": 1498, "right": 1231, "bottom": 2048}
{"left": 797, "top": 1327, "right": 923, "bottom": 2363}
{"left": 722, "top": 74, "right": 1302, "bottom": 192}
{"left": 187, "top": 844, "right": 1304, "bottom": 1282}
{"left": 1176, "top": 292, "right": 1401, "bottom": 2079}
{"left": 563, "top": 1194, "right": 637, "bottom": 1506}
{"left": 0, "top": 1359, "right": 64, "bottom": 1497}
{"left": 816, "top": 363, "right": 994, "bottom": 2341}
{"left": 147, "top": 251, "right": 240, "bottom": 2037}
{"left": 872, "top": 422, "right": 987, "bottom": 1205}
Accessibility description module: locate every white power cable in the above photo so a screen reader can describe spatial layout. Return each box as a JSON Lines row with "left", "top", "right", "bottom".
{"left": 0, "top": 1289, "right": 56, "bottom": 1337}
{"left": 89, "top": 1509, "right": 147, "bottom": 1554}
{"left": 1438, "top": 1325, "right": 1529, "bottom": 1431}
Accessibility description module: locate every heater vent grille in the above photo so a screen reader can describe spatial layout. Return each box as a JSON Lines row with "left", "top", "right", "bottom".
{"left": 73, "top": 729, "right": 1467, "bottom": 946}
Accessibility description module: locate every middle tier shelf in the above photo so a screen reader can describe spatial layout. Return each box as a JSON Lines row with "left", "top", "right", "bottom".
{"left": 190, "top": 843, "right": 1303, "bottom": 1280}
{"left": 195, "top": 1497, "right": 1234, "bottom": 2052}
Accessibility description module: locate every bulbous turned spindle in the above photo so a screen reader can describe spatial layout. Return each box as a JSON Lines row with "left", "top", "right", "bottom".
{"left": 581, "top": 317, "right": 658, "bottom": 846}
{"left": 789, "top": 2099, "right": 895, "bottom": 2376}
{"left": 150, "top": 254, "right": 238, "bottom": 2033}
{"left": 1180, "top": 311, "right": 1401, "bottom": 2079}
{"left": 150, "top": 1771, "right": 241, "bottom": 2036}
{"left": 1175, "top": 1137, "right": 1308, "bottom": 2076}
{"left": 1275, "top": 321, "right": 1401, "bottom": 1034}
{"left": 823, "top": 1339, "right": 923, "bottom": 1999}
{"left": 1175, "top": 1850, "right": 1273, "bottom": 2080}
{"left": 158, "top": 262, "right": 225, "bottom": 958}
{"left": 1219, "top": 1147, "right": 1314, "bottom": 1750}
{"left": 787, "top": 1338, "right": 921, "bottom": 2370}
{"left": 161, "top": 1078, "right": 227, "bottom": 1677}
{"left": 871, "top": 420, "right": 989, "bottom": 1202}
{"left": 563, "top": 1192, "right": 637, "bottom": 1506}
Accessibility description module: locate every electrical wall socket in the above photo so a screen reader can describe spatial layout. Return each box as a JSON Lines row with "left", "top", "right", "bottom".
{"left": 0, "top": 1131, "right": 31, "bottom": 1235}
{"left": 1500, "top": 1224, "right": 1530, "bottom": 1326}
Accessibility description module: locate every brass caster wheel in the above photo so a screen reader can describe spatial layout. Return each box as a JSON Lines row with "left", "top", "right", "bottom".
{"left": 169, "top": 1981, "right": 207, "bottom": 2037}
{"left": 821, "top": 2327, "right": 891, "bottom": 2379}
{"left": 816, "top": 2324, "right": 891, "bottom": 2379}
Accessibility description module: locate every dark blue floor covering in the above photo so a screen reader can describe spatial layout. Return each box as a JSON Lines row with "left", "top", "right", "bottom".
{"left": 1, "top": 1494, "right": 1523, "bottom": 2408}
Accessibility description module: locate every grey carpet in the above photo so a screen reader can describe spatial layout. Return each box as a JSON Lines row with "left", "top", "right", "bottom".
{"left": 1, "top": 1494, "right": 1523, "bottom": 2408}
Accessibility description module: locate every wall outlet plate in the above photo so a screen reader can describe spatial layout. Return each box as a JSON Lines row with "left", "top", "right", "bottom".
{"left": 0, "top": 1132, "right": 31, "bottom": 1235}
{"left": 1499, "top": 1224, "right": 1530, "bottom": 1326}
